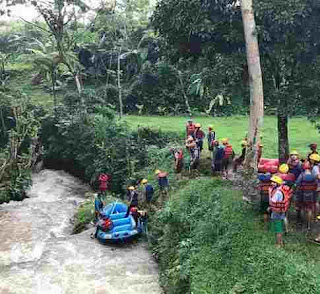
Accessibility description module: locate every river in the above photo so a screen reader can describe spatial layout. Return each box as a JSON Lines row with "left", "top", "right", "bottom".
{"left": 0, "top": 170, "right": 162, "bottom": 294}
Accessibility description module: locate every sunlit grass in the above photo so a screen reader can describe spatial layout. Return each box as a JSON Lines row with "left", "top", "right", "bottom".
{"left": 125, "top": 115, "right": 319, "bottom": 158}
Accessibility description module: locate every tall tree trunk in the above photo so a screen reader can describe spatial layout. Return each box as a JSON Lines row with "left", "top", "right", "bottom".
{"left": 52, "top": 66, "right": 57, "bottom": 117}
{"left": 118, "top": 49, "right": 123, "bottom": 119}
{"left": 278, "top": 100, "right": 289, "bottom": 164}
{"left": 177, "top": 71, "right": 192, "bottom": 117}
{"left": 241, "top": 0, "right": 264, "bottom": 170}
{"left": 240, "top": 0, "right": 264, "bottom": 202}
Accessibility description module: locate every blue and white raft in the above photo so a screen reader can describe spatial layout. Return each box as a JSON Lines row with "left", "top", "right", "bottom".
{"left": 96, "top": 202, "right": 146, "bottom": 241}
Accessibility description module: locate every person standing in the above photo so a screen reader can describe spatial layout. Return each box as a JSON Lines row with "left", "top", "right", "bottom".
{"left": 141, "top": 179, "right": 154, "bottom": 203}
{"left": 233, "top": 141, "right": 247, "bottom": 172}
{"left": 194, "top": 123, "right": 205, "bottom": 152}
{"left": 295, "top": 161, "right": 317, "bottom": 230}
{"left": 268, "top": 175, "right": 292, "bottom": 248}
{"left": 207, "top": 125, "right": 216, "bottom": 151}
{"left": 221, "top": 138, "right": 235, "bottom": 180}
{"left": 186, "top": 119, "right": 196, "bottom": 138}
{"left": 99, "top": 173, "right": 111, "bottom": 196}
{"left": 125, "top": 186, "right": 139, "bottom": 217}
{"left": 94, "top": 192, "right": 104, "bottom": 223}
{"left": 155, "top": 170, "right": 169, "bottom": 202}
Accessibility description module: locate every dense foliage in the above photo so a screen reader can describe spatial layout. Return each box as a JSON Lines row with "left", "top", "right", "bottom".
{"left": 0, "top": 87, "right": 43, "bottom": 203}
{"left": 41, "top": 105, "right": 179, "bottom": 194}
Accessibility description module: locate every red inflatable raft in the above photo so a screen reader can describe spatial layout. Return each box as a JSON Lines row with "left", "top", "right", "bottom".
{"left": 258, "top": 158, "right": 279, "bottom": 174}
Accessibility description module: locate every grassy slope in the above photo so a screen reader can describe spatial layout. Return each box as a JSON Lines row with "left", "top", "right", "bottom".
{"left": 125, "top": 115, "right": 319, "bottom": 158}
{"left": 7, "top": 62, "right": 62, "bottom": 109}
{"left": 150, "top": 178, "right": 320, "bottom": 294}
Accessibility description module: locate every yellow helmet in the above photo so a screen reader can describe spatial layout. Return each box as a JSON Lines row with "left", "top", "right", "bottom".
{"left": 290, "top": 150, "right": 299, "bottom": 156}
{"left": 155, "top": 169, "right": 161, "bottom": 175}
{"left": 128, "top": 186, "right": 135, "bottom": 190}
{"left": 221, "top": 138, "right": 228, "bottom": 144}
{"left": 208, "top": 125, "right": 214, "bottom": 129}
{"left": 241, "top": 140, "right": 247, "bottom": 146}
{"left": 195, "top": 123, "right": 201, "bottom": 128}
{"left": 141, "top": 179, "right": 148, "bottom": 184}
{"left": 270, "top": 175, "right": 283, "bottom": 185}
{"left": 310, "top": 154, "right": 320, "bottom": 162}
{"left": 279, "top": 164, "right": 289, "bottom": 174}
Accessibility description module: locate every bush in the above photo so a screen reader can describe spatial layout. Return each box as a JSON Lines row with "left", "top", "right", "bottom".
{"left": 41, "top": 106, "right": 180, "bottom": 194}
{"left": 149, "top": 179, "right": 320, "bottom": 294}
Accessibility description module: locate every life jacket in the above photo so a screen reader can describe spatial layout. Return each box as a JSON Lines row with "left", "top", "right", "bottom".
{"left": 277, "top": 173, "right": 296, "bottom": 182}
{"left": 99, "top": 218, "right": 113, "bottom": 232}
{"left": 175, "top": 151, "right": 183, "bottom": 160}
{"left": 269, "top": 185, "right": 292, "bottom": 213}
{"left": 299, "top": 173, "right": 317, "bottom": 191}
{"left": 186, "top": 124, "right": 196, "bottom": 135}
{"left": 99, "top": 173, "right": 111, "bottom": 191}
{"left": 195, "top": 130, "right": 205, "bottom": 140}
{"left": 224, "top": 145, "right": 233, "bottom": 159}
{"left": 259, "top": 182, "right": 272, "bottom": 194}
{"left": 145, "top": 184, "right": 154, "bottom": 194}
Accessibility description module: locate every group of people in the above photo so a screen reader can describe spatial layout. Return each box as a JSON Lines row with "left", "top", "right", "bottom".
{"left": 259, "top": 143, "right": 320, "bottom": 247}
{"left": 94, "top": 169, "right": 170, "bottom": 224}
{"left": 185, "top": 119, "right": 261, "bottom": 179}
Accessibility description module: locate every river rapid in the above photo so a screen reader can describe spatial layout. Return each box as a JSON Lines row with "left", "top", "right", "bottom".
{"left": 0, "top": 170, "right": 162, "bottom": 294}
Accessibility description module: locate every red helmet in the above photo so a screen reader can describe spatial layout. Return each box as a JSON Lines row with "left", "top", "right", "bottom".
{"left": 302, "top": 161, "right": 311, "bottom": 170}
{"left": 130, "top": 207, "right": 138, "bottom": 213}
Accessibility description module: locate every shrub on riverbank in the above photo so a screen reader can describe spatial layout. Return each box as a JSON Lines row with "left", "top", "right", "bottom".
{"left": 149, "top": 179, "right": 320, "bottom": 294}
{"left": 41, "top": 106, "right": 180, "bottom": 195}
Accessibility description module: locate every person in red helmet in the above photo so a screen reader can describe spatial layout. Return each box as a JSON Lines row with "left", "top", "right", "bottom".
{"left": 99, "top": 173, "right": 111, "bottom": 196}
{"left": 307, "top": 143, "right": 318, "bottom": 161}
{"left": 194, "top": 123, "right": 205, "bottom": 152}
{"left": 186, "top": 119, "right": 196, "bottom": 138}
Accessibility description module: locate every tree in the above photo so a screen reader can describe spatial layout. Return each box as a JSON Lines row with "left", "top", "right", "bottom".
{"left": 153, "top": 0, "right": 320, "bottom": 160}
{"left": 241, "top": 0, "right": 264, "bottom": 171}
{"left": 29, "top": 0, "right": 87, "bottom": 111}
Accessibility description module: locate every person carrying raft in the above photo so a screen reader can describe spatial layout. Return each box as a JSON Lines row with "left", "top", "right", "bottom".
{"left": 268, "top": 175, "right": 293, "bottom": 248}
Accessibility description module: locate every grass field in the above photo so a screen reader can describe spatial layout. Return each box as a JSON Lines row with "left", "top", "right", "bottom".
{"left": 125, "top": 115, "right": 320, "bottom": 158}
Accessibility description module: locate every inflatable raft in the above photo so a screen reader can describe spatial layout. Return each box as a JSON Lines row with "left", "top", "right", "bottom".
{"left": 96, "top": 202, "right": 145, "bottom": 242}
{"left": 258, "top": 158, "right": 279, "bottom": 174}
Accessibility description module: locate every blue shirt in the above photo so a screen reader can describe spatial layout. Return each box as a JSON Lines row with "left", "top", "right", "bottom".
{"left": 215, "top": 146, "right": 224, "bottom": 160}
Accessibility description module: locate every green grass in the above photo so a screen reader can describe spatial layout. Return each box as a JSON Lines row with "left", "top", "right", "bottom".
{"left": 125, "top": 115, "right": 320, "bottom": 158}
{"left": 149, "top": 179, "right": 320, "bottom": 294}
{"left": 6, "top": 62, "right": 60, "bottom": 109}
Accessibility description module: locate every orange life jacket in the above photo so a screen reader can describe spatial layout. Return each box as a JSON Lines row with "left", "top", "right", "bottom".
{"left": 268, "top": 185, "right": 292, "bottom": 213}
{"left": 224, "top": 145, "right": 233, "bottom": 158}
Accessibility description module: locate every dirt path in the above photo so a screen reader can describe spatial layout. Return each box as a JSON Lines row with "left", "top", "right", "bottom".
{"left": 0, "top": 170, "right": 162, "bottom": 294}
